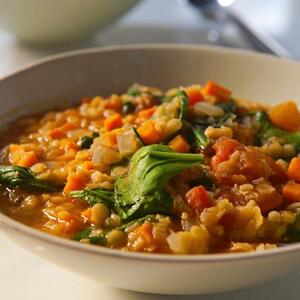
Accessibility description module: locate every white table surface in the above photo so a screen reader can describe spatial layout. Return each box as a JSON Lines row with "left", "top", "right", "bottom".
{"left": 1, "top": 0, "right": 300, "bottom": 299}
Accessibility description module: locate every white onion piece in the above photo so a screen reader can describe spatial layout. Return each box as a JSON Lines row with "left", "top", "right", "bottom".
{"left": 194, "top": 102, "right": 224, "bottom": 117}
{"left": 117, "top": 131, "right": 136, "bottom": 156}
{"left": 91, "top": 144, "right": 121, "bottom": 165}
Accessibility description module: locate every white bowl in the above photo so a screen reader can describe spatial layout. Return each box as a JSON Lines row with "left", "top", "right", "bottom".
{"left": 0, "top": 0, "right": 139, "bottom": 45}
{"left": 1, "top": 45, "right": 300, "bottom": 295}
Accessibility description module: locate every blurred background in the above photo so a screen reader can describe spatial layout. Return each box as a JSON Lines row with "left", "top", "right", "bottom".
{"left": 0, "top": 0, "right": 299, "bottom": 76}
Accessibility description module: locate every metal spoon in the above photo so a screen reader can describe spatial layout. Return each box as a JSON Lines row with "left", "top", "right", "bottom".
{"left": 189, "top": 0, "right": 291, "bottom": 58}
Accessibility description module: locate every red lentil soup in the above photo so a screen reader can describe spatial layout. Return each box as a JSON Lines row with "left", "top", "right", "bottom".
{"left": 1, "top": 81, "right": 300, "bottom": 254}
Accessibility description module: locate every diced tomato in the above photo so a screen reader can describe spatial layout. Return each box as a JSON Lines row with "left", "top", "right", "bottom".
{"left": 213, "top": 137, "right": 244, "bottom": 162}
{"left": 185, "top": 185, "right": 212, "bottom": 214}
{"left": 211, "top": 137, "right": 244, "bottom": 170}
{"left": 266, "top": 156, "right": 288, "bottom": 183}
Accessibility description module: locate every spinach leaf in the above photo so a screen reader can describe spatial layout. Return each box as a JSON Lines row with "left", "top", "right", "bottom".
{"left": 0, "top": 165, "right": 60, "bottom": 192}
{"left": 127, "top": 87, "right": 141, "bottom": 97}
{"left": 122, "top": 101, "right": 135, "bottom": 114}
{"left": 177, "top": 90, "right": 189, "bottom": 121}
{"left": 255, "top": 111, "right": 300, "bottom": 152}
{"left": 153, "top": 95, "right": 173, "bottom": 103}
{"left": 74, "top": 214, "right": 158, "bottom": 244}
{"left": 69, "top": 188, "right": 113, "bottom": 208}
{"left": 78, "top": 132, "right": 99, "bottom": 149}
{"left": 189, "top": 168, "right": 214, "bottom": 190}
{"left": 191, "top": 126, "right": 210, "bottom": 149}
{"left": 114, "top": 144, "right": 204, "bottom": 220}
{"left": 118, "top": 214, "right": 157, "bottom": 231}
{"left": 74, "top": 227, "right": 106, "bottom": 245}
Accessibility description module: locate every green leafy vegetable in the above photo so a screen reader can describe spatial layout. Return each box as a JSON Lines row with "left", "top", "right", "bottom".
{"left": 191, "top": 126, "right": 210, "bottom": 149}
{"left": 217, "top": 101, "right": 237, "bottom": 114}
{"left": 122, "top": 101, "right": 135, "bottom": 114}
{"left": 114, "top": 144, "right": 204, "bottom": 220}
{"left": 0, "top": 165, "right": 60, "bottom": 192}
{"left": 177, "top": 91, "right": 189, "bottom": 121}
{"left": 74, "top": 214, "right": 158, "bottom": 244}
{"left": 153, "top": 95, "right": 172, "bottom": 103}
{"left": 74, "top": 227, "right": 106, "bottom": 245}
{"left": 118, "top": 214, "right": 157, "bottom": 231}
{"left": 255, "top": 112, "right": 300, "bottom": 152}
{"left": 189, "top": 168, "right": 213, "bottom": 190}
{"left": 132, "top": 126, "right": 145, "bottom": 146}
{"left": 78, "top": 132, "right": 100, "bottom": 149}
{"left": 70, "top": 188, "right": 113, "bottom": 208}
{"left": 283, "top": 213, "right": 300, "bottom": 242}
{"left": 127, "top": 88, "right": 141, "bottom": 97}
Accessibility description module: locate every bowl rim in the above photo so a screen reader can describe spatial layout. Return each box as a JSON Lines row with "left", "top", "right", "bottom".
{"left": 1, "top": 43, "right": 300, "bottom": 263}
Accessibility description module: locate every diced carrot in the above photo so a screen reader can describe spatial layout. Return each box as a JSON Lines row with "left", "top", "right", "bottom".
{"left": 104, "top": 113, "right": 123, "bottom": 131}
{"left": 287, "top": 157, "right": 300, "bottom": 182}
{"left": 268, "top": 101, "right": 300, "bottom": 132}
{"left": 203, "top": 80, "right": 231, "bottom": 102}
{"left": 63, "top": 174, "right": 85, "bottom": 193}
{"left": 185, "top": 185, "right": 212, "bottom": 215}
{"left": 282, "top": 181, "right": 300, "bottom": 203}
{"left": 137, "top": 120, "right": 161, "bottom": 145}
{"left": 138, "top": 223, "right": 153, "bottom": 244}
{"left": 101, "top": 131, "right": 118, "bottom": 148}
{"left": 138, "top": 106, "right": 156, "bottom": 119}
{"left": 169, "top": 135, "right": 190, "bottom": 153}
{"left": 49, "top": 127, "right": 65, "bottom": 139}
{"left": 184, "top": 85, "right": 204, "bottom": 105}
{"left": 17, "top": 151, "right": 38, "bottom": 168}
{"left": 50, "top": 123, "right": 77, "bottom": 139}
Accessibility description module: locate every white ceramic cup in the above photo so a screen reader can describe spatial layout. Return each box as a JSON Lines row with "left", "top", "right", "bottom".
{"left": 0, "top": 0, "right": 139, "bottom": 45}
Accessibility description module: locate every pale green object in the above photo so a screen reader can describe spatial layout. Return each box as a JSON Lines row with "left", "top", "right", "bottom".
{"left": 0, "top": 0, "right": 139, "bottom": 45}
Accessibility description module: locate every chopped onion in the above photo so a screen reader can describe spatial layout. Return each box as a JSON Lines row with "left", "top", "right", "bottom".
{"left": 91, "top": 143, "right": 121, "bottom": 165}
{"left": 117, "top": 131, "right": 136, "bottom": 156}
{"left": 194, "top": 102, "right": 224, "bottom": 117}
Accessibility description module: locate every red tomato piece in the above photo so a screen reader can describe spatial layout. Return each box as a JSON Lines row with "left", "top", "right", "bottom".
{"left": 213, "top": 137, "right": 244, "bottom": 164}
{"left": 185, "top": 185, "right": 212, "bottom": 214}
